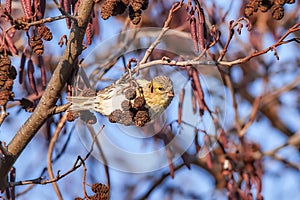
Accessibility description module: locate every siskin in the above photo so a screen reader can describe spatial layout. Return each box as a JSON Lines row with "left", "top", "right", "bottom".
{"left": 67, "top": 76, "right": 174, "bottom": 126}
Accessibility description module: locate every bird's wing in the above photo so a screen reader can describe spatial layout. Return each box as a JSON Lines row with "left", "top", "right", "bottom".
{"left": 67, "top": 95, "right": 100, "bottom": 112}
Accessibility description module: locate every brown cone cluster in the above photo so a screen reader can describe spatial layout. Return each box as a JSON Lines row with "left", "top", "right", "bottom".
{"left": 29, "top": 25, "right": 53, "bottom": 55}
{"left": 37, "top": 25, "right": 53, "bottom": 41}
{"left": 100, "top": 0, "right": 149, "bottom": 25}
{"left": 74, "top": 183, "right": 109, "bottom": 200}
{"left": 245, "top": 0, "right": 295, "bottom": 20}
{"left": 0, "top": 56, "right": 16, "bottom": 106}
{"left": 29, "top": 36, "right": 44, "bottom": 55}
{"left": 108, "top": 88, "right": 150, "bottom": 127}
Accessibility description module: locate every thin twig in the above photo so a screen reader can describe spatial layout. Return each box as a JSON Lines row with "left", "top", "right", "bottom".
{"left": 50, "top": 103, "right": 72, "bottom": 115}
{"left": 118, "top": 58, "right": 217, "bottom": 82}
{"left": 86, "top": 125, "right": 111, "bottom": 187}
{"left": 218, "top": 22, "right": 300, "bottom": 67}
{"left": 218, "top": 18, "right": 252, "bottom": 62}
{"left": 139, "top": 1, "right": 184, "bottom": 64}
{"left": 261, "top": 76, "right": 300, "bottom": 106}
{"left": 224, "top": 74, "right": 241, "bottom": 135}
{"left": 264, "top": 153, "right": 300, "bottom": 170}
{"left": 17, "top": 15, "right": 69, "bottom": 29}
{"left": 239, "top": 97, "right": 261, "bottom": 137}
{"left": 137, "top": 163, "right": 186, "bottom": 200}
{"left": 82, "top": 158, "right": 88, "bottom": 199}
{"left": 89, "top": 27, "right": 140, "bottom": 87}
{"left": 47, "top": 113, "right": 68, "bottom": 200}
{"left": 0, "top": 106, "right": 8, "bottom": 126}
{"left": 15, "top": 184, "right": 35, "bottom": 198}
{"left": 52, "top": 0, "right": 77, "bottom": 21}
{"left": 9, "top": 125, "right": 105, "bottom": 188}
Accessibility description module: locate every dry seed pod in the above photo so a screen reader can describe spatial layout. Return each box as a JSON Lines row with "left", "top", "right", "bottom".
{"left": 286, "top": 0, "right": 295, "bottom": 3}
{"left": 67, "top": 110, "right": 80, "bottom": 121}
{"left": 91, "top": 183, "right": 108, "bottom": 194}
{"left": 38, "top": 25, "right": 53, "bottom": 41}
{"left": 245, "top": 4, "right": 255, "bottom": 17}
{"left": 112, "top": 1, "right": 127, "bottom": 16}
{"left": 133, "top": 96, "right": 145, "bottom": 109}
{"left": 101, "top": 0, "right": 115, "bottom": 20}
{"left": 82, "top": 88, "right": 97, "bottom": 97}
{"left": 119, "top": 110, "right": 134, "bottom": 125}
{"left": 272, "top": 4, "right": 284, "bottom": 20}
{"left": 259, "top": 1, "right": 273, "bottom": 12}
{"left": 124, "top": 88, "right": 136, "bottom": 100}
{"left": 141, "top": 0, "right": 149, "bottom": 10}
{"left": 121, "top": 0, "right": 130, "bottom": 6}
{"left": 0, "top": 74, "right": 6, "bottom": 88}
{"left": 30, "top": 36, "right": 44, "bottom": 55}
{"left": 130, "top": 0, "right": 148, "bottom": 11}
{"left": 108, "top": 109, "right": 123, "bottom": 123}
{"left": 129, "top": 10, "right": 142, "bottom": 25}
{"left": 0, "top": 89, "right": 14, "bottom": 106}
{"left": 0, "top": 56, "right": 16, "bottom": 106}
{"left": 0, "top": 56, "right": 11, "bottom": 68}
{"left": 244, "top": 0, "right": 261, "bottom": 17}
{"left": 101, "top": 0, "right": 127, "bottom": 20}
{"left": 4, "top": 79, "right": 13, "bottom": 90}
{"left": 90, "top": 192, "right": 109, "bottom": 200}
{"left": 7, "top": 65, "right": 17, "bottom": 80}
{"left": 275, "top": 0, "right": 286, "bottom": 5}
{"left": 128, "top": 6, "right": 142, "bottom": 25}
{"left": 134, "top": 110, "right": 150, "bottom": 126}
{"left": 121, "top": 100, "right": 131, "bottom": 111}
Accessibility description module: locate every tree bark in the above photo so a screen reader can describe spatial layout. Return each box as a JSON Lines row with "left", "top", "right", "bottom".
{"left": 0, "top": 0, "right": 95, "bottom": 190}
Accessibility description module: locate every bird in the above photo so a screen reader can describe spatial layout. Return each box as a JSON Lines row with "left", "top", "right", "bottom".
{"left": 67, "top": 76, "right": 174, "bottom": 126}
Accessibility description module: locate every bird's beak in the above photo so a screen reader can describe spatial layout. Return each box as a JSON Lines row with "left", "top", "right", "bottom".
{"left": 167, "top": 91, "right": 174, "bottom": 97}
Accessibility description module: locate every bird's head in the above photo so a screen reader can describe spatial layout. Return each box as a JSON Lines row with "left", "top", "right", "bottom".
{"left": 152, "top": 76, "right": 174, "bottom": 97}
{"left": 145, "top": 76, "right": 174, "bottom": 110}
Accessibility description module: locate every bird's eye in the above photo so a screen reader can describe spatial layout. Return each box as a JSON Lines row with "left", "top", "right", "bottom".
{"left": 149, "top": 83, "right": 154, "bottom": 93}
{"left": 157, "top": 87, "right": 164, "bottom": 91}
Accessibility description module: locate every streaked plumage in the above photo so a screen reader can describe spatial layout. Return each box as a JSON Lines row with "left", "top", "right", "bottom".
{"left": 67, "top": 76, "right": 174, "bottom": 126}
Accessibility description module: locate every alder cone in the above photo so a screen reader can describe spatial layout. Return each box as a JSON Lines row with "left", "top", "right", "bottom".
{"left": 0, "top": 56, "right": 16, "bottom": 106}
{"left": 272, "top": 4, "right": 284, "bottom": 20}
{"left": 30, "top": 36, "right": 44, "bottom": 55}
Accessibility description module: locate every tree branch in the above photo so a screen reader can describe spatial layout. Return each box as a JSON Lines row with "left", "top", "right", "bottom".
{"left": 47, "top": 113, "right": 68, "bottom": 200}
{"left": 218, "top": 22, "right": 300, "bottom": 67}
{"left": 0, "top": 0, "right": 95, "bottom": 190}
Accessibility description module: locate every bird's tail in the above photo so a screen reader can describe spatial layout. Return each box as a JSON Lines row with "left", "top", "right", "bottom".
{"left": 66, "top": 96, "right": 101, "bottom": 113}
